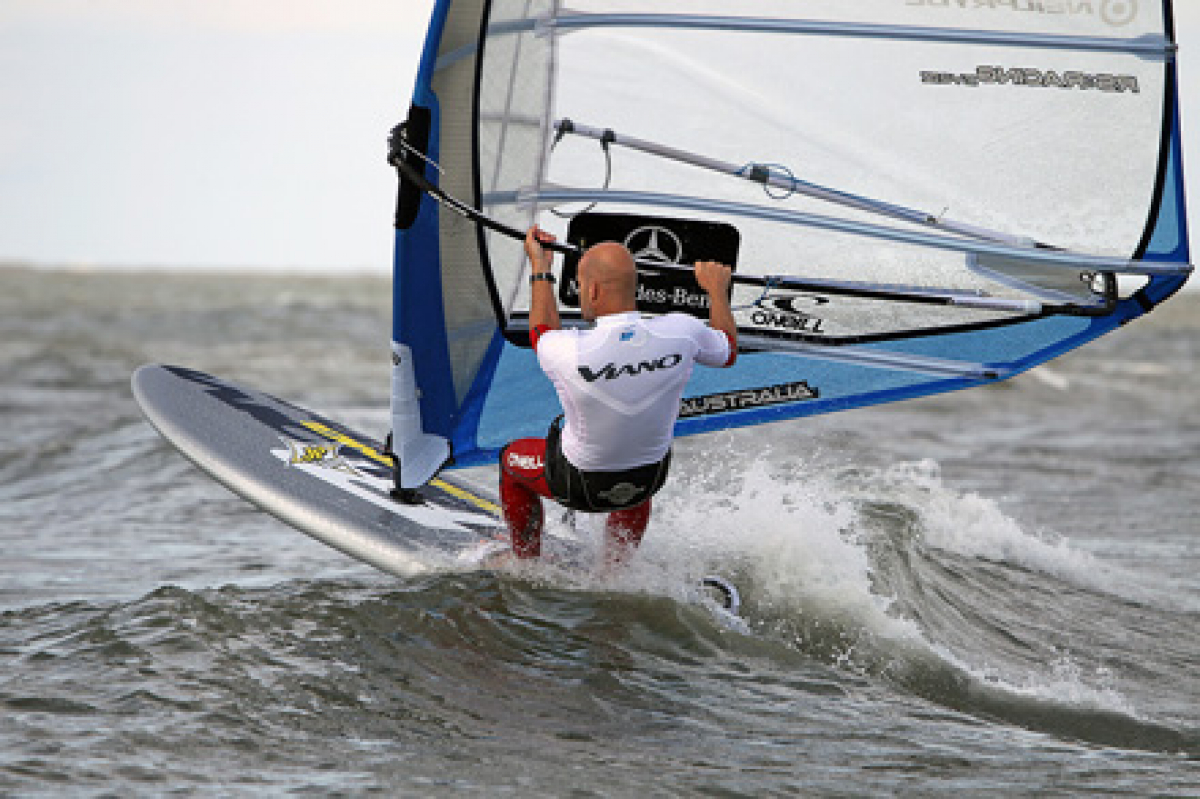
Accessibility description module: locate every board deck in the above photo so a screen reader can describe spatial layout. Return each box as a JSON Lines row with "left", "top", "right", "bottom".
{"left": 132, "top": 364, "right": 510, "bottom": 577}
{"left": 133, "top": 364, "right": 743, "bottom": 614}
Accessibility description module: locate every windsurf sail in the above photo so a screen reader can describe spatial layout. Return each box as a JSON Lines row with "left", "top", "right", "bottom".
{"left": 389, "top": 0, "right": 1191, "bottom": 471}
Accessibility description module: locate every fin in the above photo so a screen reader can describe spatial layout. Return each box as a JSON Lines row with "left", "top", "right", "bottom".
{"left": 700, "top": 575, "right": 741, "bottom": 615}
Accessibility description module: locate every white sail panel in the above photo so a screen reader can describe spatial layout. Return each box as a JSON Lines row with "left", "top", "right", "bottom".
{"left": 477, "top": 0, "right": 556, "bottom": 317}
{"left": 468, "top": 2, "right": 1169, "bottom": 337}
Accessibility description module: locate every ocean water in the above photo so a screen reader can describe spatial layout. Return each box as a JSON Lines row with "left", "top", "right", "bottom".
{"left": 2, "top": 266, "right": 1198, "bottom": 796}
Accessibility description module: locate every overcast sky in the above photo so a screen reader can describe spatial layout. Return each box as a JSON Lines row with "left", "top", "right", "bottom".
{"left": 1, "top": 1, "right": 1197, "bottom": 271}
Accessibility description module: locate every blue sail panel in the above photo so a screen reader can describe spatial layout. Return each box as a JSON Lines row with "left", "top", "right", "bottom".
{"left": 448, "top": 315, "right": 1095, "bottom": 466}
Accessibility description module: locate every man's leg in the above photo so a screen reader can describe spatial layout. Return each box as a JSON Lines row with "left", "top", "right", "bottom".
{"left": 604, "top": 499, "right": 651, "bottom": 565}
{"left": 499, "top": 438, "right": 553, "bottom": 559}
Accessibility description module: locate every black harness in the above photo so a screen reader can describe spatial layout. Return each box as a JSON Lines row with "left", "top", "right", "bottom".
{"left": 543, "top": 418, "right": 671, "bottom": 513}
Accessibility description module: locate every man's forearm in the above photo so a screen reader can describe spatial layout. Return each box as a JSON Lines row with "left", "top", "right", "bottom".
{"left": 708, "top": 291, "right": 737, "bottom": 356}
{"left": 529, "top": 278, "right": 561, "bottom": 331}
{"left": 526, "top": 226, "right": 561, "bottom": 332}
{"left": 693, "top": 260, "right": 737, "bottom": 364}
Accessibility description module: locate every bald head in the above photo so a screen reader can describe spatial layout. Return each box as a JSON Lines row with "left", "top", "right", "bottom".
{"left": 577, "top": 242, "right": 637, "bottom": 319}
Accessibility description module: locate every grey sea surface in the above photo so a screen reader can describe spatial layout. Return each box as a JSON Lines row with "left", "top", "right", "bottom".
{"left": 2, "top": 266, "right": 1198, "bottom": 796}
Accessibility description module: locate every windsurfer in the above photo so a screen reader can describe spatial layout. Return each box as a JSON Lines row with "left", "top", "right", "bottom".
{"left": 499, "top": 226, "right": 737, "bottom": 564}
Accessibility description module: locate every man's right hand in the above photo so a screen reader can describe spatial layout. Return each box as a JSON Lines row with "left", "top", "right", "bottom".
{"left": 525, "top": 226, "right": 556, "bottom": 274}
{"left": 694, "top": 261, "right": 732, "bottom": 296}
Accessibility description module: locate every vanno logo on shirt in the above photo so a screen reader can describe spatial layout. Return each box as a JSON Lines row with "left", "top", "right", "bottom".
{"left": 578, "top": 353, "right": 683, "bottom": 383}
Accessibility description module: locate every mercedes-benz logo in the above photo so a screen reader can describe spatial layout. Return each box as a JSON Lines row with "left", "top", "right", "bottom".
{"left": 1101, "top": 0, "right": 1137, "bottom": 27}
{"left": 623, "top": 225, "right": 684, "bottom": 265}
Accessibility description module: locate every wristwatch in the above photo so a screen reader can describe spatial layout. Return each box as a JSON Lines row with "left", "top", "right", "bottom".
{"left": 530, "top": 272, "right": 556, "bottom": 284}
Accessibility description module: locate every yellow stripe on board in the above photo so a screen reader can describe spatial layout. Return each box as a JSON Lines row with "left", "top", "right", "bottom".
{"left": 430, "top": 478, "right": 501, "bottom": 516}
{"left": 301, "top": 421, "right": 501, "bottom": 516}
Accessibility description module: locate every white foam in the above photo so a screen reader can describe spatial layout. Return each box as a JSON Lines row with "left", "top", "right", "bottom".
{"left": 937, "top": 644, "right": 1138, "bottom": 718}
{"left": 635, "top": 449, "right": 1138, "bottom": 716}
{"left": 851, "top": 459, "right": 1124, "bottom": 590}
{"left": 594, "top": 455, "right": 932, "bottom": 656}
{"left": 460, "top": 447, "right": 1145, "bottom": 719}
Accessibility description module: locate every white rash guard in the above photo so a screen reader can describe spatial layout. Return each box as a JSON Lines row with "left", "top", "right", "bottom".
{"left": 535, "top": 311, "right": 733, "bottom": 472}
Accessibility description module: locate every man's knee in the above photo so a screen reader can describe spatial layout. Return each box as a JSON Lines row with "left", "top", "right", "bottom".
{"left": 608, "top": 498, "right": 651, "bottom": 532}
{"left": 500, "top": 474, "right": 544, "bottom": 559}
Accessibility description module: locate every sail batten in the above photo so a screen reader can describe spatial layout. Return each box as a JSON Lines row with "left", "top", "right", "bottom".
{"left": 545, "top": 14, "right": 1174, "bottom": 59}
{"left": 738, "top": 335, "right": 1007, "bottom": 381}
{"left": 462, "top": 14, "right": 1174, "bottom": 57}
{"left": 484, "top": 188, "right": 1190, "bottom": 276}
